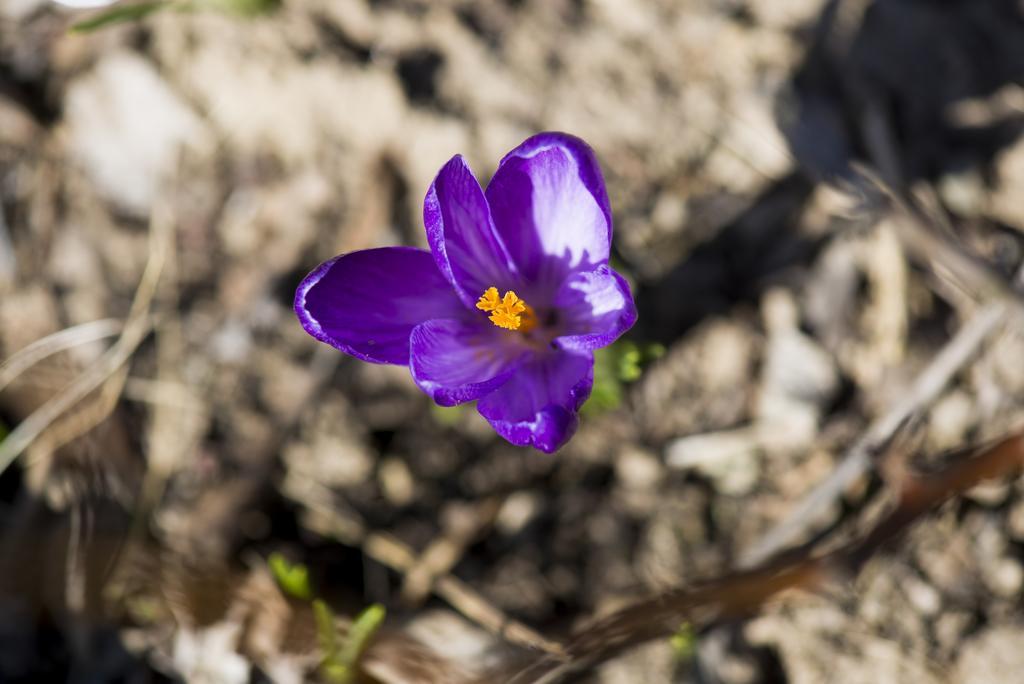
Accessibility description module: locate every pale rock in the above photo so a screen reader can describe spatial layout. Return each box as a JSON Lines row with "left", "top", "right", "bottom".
{"left": 65, "top": 52, "right": 212, "bottom": 215}
{"left": 48, "top": 228, "right": 102, "bottom": 288}
{"left": 955, "top": 626, "right": 1024, "bottom": 684}
{"left": 927, "top": 390, "right": 975, "bottom": 452}
{"left": 902, "top": 575, "right": 941, "bottom": 616}
{"left": 938, "top": 167, "right": 987, "bottom": 217}
{"left": 171, "top": 622, "right": 249, "bottom": 684}
{"left": 496, "top": 490, "right": 542, "bottom": 536}
{"left": 597, "top": 639, "right": 676, "bottom": 684}
{"left": 284, "top": 436, "right": 372, "bottom": 489}
{"left": 666, "top": 427, "right": 760, "bottom": 495}
{"left": 757, "top": 289, "right": 839, "bottom": 447}
{"left": 187, "top": 42, "right": 405, "bottom": 164}
{"left": 379, "top": 457, "right": 415, "bottom": 507}
{"left": 0, "top": 286, "right": 58, "bottom": 353}
{"left": 700, "top": 320, "right": 756, "bottom": 392}
{"left": 965, "top": 480, "right": 1010, "bottom": 507}
{"left": 747, "top": 0, "right": 825, "bottom": 30}
{"left": 260, "top": 656, "right": 305, "bottom": 684}
{"left": 1, "top": 0, "right": 48, "bottom": 20}
{"left": 0, "top": 210, "right": 14, "bottom": 290}
{"left": 0, "top": 95, "right": 39, "bottom": 147}
{"left": 982, "top": 556, "right": 1024, "bottom": 599}
{"left": 934, "top": 610, "right": 973, "bottom": 655}
{"left": 591, "top": 0, "right": 660, "bottom": 38}
{"left": 989, "top": 134, "right": 1024, "bottom": 230}
{"left": 650, "top": 192, "right": 689, "bottom": 236}
{"left": 1007, "top": 499, "right": 1024, "bottom": 541}
{"left": 615, "top": 446, "right": 663, "bottom": 490}
{"left": 209, "top": 319, "right": 253, "bottom": 364}
{"left": 402, "top": 610, "right": 502, "bottom": 676}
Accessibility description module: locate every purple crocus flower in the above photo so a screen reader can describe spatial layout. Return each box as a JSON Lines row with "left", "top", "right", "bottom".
{"left": 294, "top": 133, "right": 636, "bottom": 452}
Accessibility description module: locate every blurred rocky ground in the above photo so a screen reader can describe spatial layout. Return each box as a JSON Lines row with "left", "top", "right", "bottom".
{"left": 0, "top": 0, "right": 1023, "bottom": 682}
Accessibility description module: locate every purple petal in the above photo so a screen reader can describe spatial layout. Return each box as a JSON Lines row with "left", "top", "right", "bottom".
{"left": 553, "top": 265, "right": 637, "bottom": 351}
{"left": 424, "top": 155, "right": 519, "bottom": 307}
{"left": 477, "top": 350, "right": 594, "bottom": 453}
{"left": 486, "top": 132, "right": 612, "bottom": 293}
{"left": 295, "top": 247, "right": 463, "bottom": 365}
{"left": 409, "top": 318, "right": 528, "bottom": 406}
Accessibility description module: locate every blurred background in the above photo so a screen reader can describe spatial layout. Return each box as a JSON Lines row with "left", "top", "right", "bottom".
{"left": 1, "top": 0, "right": 1024, "bottom": 681}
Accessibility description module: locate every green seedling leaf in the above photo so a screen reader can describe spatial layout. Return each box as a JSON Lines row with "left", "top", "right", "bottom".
{"left": 199, "top": 0, "right": 280, "bottom": 15}
{"left": 617, "top": 342, "right": 643, "bottom": 382}
{"left": 331, "top": 603, "right": 387, "bottom": 684}
{"left": 314, "top": 601, "right": 388, "bottom": 684}
{"left": 268, "top": 552, "right": 313, "bottom": 601}
{"left": 670, "top": 622, "right": 696, "bottom": 661}
{"left": 430, "top": 402, "right": 466, "bottom": 426}
{"left": 614, "top": 341, "right": 665, "bottom": 382}
{"left": 315, "top": 601, "right": 386, "bottom": 684}
{"left": 582, "top": 340, "right": 666, "bottom": 415}
{"left": 314, "top": 599, "right": 341, "bottom": 680}
{"left": 644, "top": 343, "right": 666, "bottom": 362}
{"left": 124, "top": 594, "right": 165, "bottom": 624}
{"left": 70, "top": 0, "right": 278, "bottom": 34}
{"left": 582, "top": 345, "right": 623, "bottom": 415}
{"left": 71, "top": 1, "right": 169, "bottom": 33}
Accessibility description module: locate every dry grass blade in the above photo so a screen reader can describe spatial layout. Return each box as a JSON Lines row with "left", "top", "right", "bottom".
{"left": 399, "top": 498, "right": 503, "bottom": 606}
{"left": 300, "top": 492, "right": 566, "bottom": 658}
{"left": 511, "top": 432, "right": 1024, "bottom": 684}
{"left": 0, "top": 203, "right": 172, "bottom": 476}
{"left": 0, "top": 319, "right": 123, "bottom": 395}
{"left": 741, "top": 300, "right": 1006, "bottom": 566}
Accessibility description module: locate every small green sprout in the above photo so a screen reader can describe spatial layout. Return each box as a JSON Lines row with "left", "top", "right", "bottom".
{"left": 583, "top": 340, "right": 665, "bottom": 415}
{"left": 583, "top": 346, "right": 625, "bottom": 415}
{"left": 617, "top": 341, "right": 664, "bottom": 381}
{"left": 268, "top": 552, "right": 313, "bottom": 601}
{"left": 200, "top": 0, "right": 280, "bottom": 16}
{"left": 669, "top": 622, "right": 697, "bottom": 661}
{"left": 267, "top": 554, "right": 386, "bottom": 683}
{"left": 317, "top": 601, "right": 387, "bottom": 684}
{"left": 124, "top": 594, "right": 165, "bottom": 624}
{"left": 70, "top": 0, "right": 279, "bottom": 34}
{"left": 430, "top": 402, "right": 467, "bottom": 426}
{"left": 70, "top": 0, "right": 168, "bottom": 32}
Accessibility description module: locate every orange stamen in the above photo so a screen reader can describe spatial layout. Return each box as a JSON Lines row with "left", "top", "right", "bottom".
{"left": 476, "top": 287, "right": 535, "bottom": 332}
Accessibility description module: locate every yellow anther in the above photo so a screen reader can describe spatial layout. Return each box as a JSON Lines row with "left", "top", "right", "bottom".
{"left": 475, "top": 287, "right": 501, "bottom": 312}
{"left": 476, "top": 287, "right": 533, "bottom": 331}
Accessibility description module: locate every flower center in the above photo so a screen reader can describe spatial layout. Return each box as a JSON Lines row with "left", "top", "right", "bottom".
{"left": 475, "top": 286, "right": 536, "bottom": 332}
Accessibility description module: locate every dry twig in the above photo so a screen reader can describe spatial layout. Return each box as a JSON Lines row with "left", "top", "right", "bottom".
{"left": 511, "top": 431, "right": 1024, "bottom": 684}
{"left": 399, "top": 497, "right": 503, "bottom": 606}
{"left": 743, "top": 154, "right": 1024, "bottom": 565}
{"left": 0, "top": 318, "right": 122, "bottom": 395}
{"left": 741, "top": 301, "right": 1005, "bottom": 565}
{"left": 0, "top": 203, "right": 172, "bottom": 476}
{"left": 299, "top": 490, "right": 566, "bottom": 658}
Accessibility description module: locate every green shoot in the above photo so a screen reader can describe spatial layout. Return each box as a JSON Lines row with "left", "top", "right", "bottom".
{"left": 313, "top": 599, "right": 341, "bottom": 680}
{"left": 582, "top": 340, "right": 665, "bottom": 415}
{"left": 267, "top": 554, "right": 385, "bottom": 682}
{"left": 71, "top": 1, "right": 169, "bottom": 33}
{"left": 317, "top": 601, "right": 386, "bottom": 684}
{"left": 268, "top": 552, "right": 313, "bottom": 601}
{"left": 669, "top": 622, "right": 697, "bottom": 660}
{"left": 70, "top": 0, "right": 279, "bottom": 34}
{"left": 430, "top": 402, "right": 466, "bottom": 426}
{"left": 583, "top": 345, "right": 624, "bottom": 415}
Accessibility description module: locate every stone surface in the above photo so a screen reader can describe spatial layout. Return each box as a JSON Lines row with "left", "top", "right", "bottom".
{"left": 66, "top": 51, "right": 212, "bottom": 215}
{"left": 955, "top": 626, "right": 1024, "bottom": 684}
